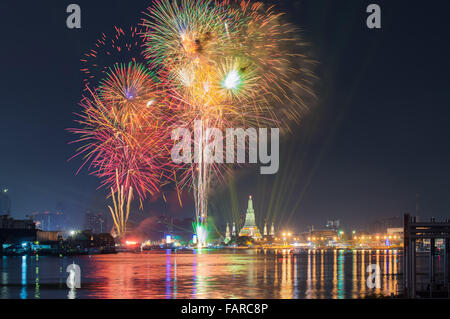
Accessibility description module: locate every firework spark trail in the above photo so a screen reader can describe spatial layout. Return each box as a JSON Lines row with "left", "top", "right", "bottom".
{"left": 108, "top": 170, "right": 134, "bottom": 237}
{"left": 81, "top": 26, "right": 147, "bottom": 90}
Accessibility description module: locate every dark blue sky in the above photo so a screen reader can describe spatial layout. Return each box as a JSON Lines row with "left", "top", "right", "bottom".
{"left": 0, "top": 0, "right": 449, "bottom": 231}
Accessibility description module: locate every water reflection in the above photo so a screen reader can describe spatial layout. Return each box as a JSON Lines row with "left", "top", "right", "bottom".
{"left": 20, "top": 256, "right": 27, "bottom": 299}
{"left": 2, "top": 256, "right": 8, "bottom": 299}
{"left": 165, "top": 251, "right": 171, "bottom": 298}
{"left": 332, "top": 250, "right": 337, "bottom": 298}
{"left": 35, "top": 265, "right": 40, "bottom": 299}
{"left": 0, "top": 250, "right": 402, "bottom": 299}
{"left": 280, "top": 252, "right": 293, "bottom": 299}
{"left": 337, "top": 250, "right": 344, "bottom": 299}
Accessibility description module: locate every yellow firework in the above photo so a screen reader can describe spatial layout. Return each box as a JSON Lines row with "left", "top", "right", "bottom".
{"left": 108, "top": 170, "right": 134, "bottom": 238}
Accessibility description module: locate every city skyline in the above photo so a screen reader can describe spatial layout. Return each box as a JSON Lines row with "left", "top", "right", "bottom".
{"left": 0, "top": 186, "right": 408, "bottom": 236}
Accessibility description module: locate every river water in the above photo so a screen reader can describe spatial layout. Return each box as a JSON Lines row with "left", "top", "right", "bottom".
{"left": 0, "top": 249, "right": 404, "bottom": 299}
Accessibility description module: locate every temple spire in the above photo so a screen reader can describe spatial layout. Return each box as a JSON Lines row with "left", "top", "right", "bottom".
{"left": 248, "top": 195, "right": 253, "bottom": 210}
{"left": 239, "top": 195, "right": 261, "bottom": 239}
{"left": 225, "top": 223, "right": 231, "bottom": 242}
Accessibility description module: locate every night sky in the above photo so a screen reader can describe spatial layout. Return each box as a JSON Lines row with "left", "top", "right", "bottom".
{"left": 1, "top": 0, "right": 449, "bottom": 231}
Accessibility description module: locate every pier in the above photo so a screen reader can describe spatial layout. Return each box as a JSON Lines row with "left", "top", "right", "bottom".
{"left": 403, "top": 214, "right": 450, "bottom": 298}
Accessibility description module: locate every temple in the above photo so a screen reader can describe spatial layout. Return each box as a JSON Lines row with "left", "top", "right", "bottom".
{"left": 225, "top": 223, "right": 231, "bottom": 243}
{"left": 239, "top": 196, "right": 262, "bottom": 239}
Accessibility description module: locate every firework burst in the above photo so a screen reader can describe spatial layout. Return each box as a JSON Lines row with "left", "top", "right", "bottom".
{"left": 140, "top": 0, "right": 317, "bottom": 246}
{"left": 81, "top": 26, "right": 147, "bottom": 89}
{"left": 71, "top": 0, "right": 316, "bottom": 243}
{"left": 142, "top": 0, "right": 230, "bottom": 75}
{"left": 70, "top": 76, "right": 172, "bottom": 201}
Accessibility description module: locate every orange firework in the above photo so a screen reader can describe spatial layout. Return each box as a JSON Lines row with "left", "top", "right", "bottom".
{"left": 71, "top": 0, "right": 316, "bottom": 243}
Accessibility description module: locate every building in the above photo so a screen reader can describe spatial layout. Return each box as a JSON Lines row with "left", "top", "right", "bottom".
{"left": 239, "top": 196, "right": 262, "bottom": 239}
{"left": 32, "top": 211, "right": 67, "bottom": 231}
{"left": 67, "top": 230, "right": 115, "bottom": 253}
{"left": 387, "top": 227, "right": 403, "bottom": 237}
{"left": 37, "top": 230, "right": 59, "bottom": 242}
{"left": 0, "top": 214, "right": 35, "bottom": 230}
{"left": 0, "top": 215, "right": 59, "bottom": 246}
{"left": 308, "top": 229, "right": 339, "bottom": 246}
{"left": 0, "top": 188, "right": 11, "bottom": 215}
{"left": 84, "top": 211, "right": 106, "bottom": 234}
{"left": 352, "top": 232, "right": 402, "bottom": 248}
{"left": 326, "top": 219, "right": 340, "bottom": 229}
{"left": 262, "top": 221, "right": 276, "bottom": 242}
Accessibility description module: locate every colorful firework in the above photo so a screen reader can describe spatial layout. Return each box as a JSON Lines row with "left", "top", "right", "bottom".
{"left": 71, "top": 0, "right": 315, "bottom": 244}
{"left": 141, "top": 0, "right": 230, "bottom": 76}
{"left": 97, "top": 62, "right": 168, "bottom": 130}
{"left": 69, "top": 72, "right": 172, "bottom": 201}
{"left": 81, "top": 26, "right": 147, "bottom": 89}
{"left": 139, "top": 0, "right": 315, "bottom": 246}
{"left": 222, "top": 0, "right": 317, "bottom": 126}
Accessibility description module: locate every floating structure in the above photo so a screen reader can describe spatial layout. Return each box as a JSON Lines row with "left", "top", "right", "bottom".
{"left": 404, "top": 214, "right": 450, "bottom": 298}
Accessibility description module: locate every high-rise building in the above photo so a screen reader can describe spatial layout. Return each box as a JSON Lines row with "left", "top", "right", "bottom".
{"left": 0, "top": 215, "right": 35, "bottom": 229}
{"left": 326, "top": 219, "right": 340, "bottom": 229}
{"left": 32, "top": 211, "right": 67, "bottom": 231}
{"left": 0, "top": 187, "right": 11, "bottom": 215}
{"left": 239, "top": 195, "right": 262, "bottom": 239}
{"left": 84, "top": 211, "right": 106, "bottom": 234}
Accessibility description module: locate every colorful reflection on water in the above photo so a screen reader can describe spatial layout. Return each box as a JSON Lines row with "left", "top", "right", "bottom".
{"left": 0, "top": 250, "right": 405, "bottom": 299}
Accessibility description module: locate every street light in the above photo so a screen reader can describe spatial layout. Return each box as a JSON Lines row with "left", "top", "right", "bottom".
{"left": 282, "top": 231, "right": 292, "bottom": 247}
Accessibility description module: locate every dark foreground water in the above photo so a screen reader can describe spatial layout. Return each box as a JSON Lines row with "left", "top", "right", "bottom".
{"left": 0, "top": 249, "right": 404, "bottom": 299}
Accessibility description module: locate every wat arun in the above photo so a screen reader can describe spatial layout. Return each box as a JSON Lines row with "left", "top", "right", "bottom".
{"left": 239, "top": 195, "right": 262, "bottom": 239}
